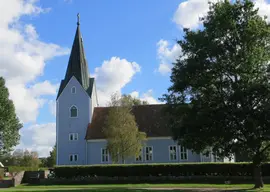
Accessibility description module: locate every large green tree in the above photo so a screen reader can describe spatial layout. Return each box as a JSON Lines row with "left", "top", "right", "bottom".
{"left": 0, "top": 77, "right": 22, "bottom": 154}
{"left": 162, "top": 0, "right": 270, "bottom": 189}
{"left": 103, "top": 93, "right": 146, "bottom": 163}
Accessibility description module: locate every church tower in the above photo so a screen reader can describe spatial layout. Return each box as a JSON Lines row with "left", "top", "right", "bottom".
{"left": 56, "top": 14, "right": 98, "bottom": 165}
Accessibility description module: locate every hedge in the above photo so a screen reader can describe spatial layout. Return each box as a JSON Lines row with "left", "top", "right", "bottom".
{"left": 54, "top": 163, "right": 270, "bottom": 179}
{"left": 7, "top": 166, "right": 48, "bottom": 173}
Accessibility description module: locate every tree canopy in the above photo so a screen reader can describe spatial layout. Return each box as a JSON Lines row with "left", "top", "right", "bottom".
{"left": 162, "top": 0, "right": 270, "bottom": 188}
{"left": 46, "top": 144, "right": 56, "bottom": 167}
{"left": 0, "top": 149, "right": 40, "bottom": 168}
{"left": 120, "top": 94, "right": 148, "bottom": 106}
{"left": 0, "top": 77, "right": 22, "bottom": 154}
{"left": 104, "top": 93, "right": 146, "bottom": 163}
{"left": 107, "top": 93, "right": 148, "bottom": 107}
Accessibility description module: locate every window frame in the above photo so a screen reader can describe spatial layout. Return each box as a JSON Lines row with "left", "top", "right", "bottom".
{"left": 70, "top": 105, "right": 78, "bottom": 118}
{"left": 179, "top": 146, "right": 188, "bottom": 161}
{"left": 101, "top": 148, "right": 109, "bottom": 163}
{"left": 69, "top": 154, "right": 78, "bottom": 162}
{"left": 69, "top": 133, "right": 78, "bottom": 141}
{"left": 71, "top": 86, "right": 76, "bottom": 94}
{"left": 144, "top": 146, "right": 153, "bottom": 162}
{"left": 168, "top": 145, "right": 177, "bottom": 161}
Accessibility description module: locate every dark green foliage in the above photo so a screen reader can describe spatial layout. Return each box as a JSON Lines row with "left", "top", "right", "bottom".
{"left": 0, "top": 149, "right": 40, "bottom": 169}
{"left": 0, "top": 77, "right": 22, "bottom": 153}
{"left": 53, "top": 163, "right": 270, "bottom": 178}
{"left": 46, "top": 144, "right": 56, "bottom": 167}
{"left": 161, "top": 0, "right": 270, "bottom": 188}
{"left": 39, "top": 144, "right": 56, "bottom": 168}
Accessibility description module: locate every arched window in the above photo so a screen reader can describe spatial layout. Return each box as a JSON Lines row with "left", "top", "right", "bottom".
{"left": 70, "top": 106, "right": 78, "bottom": 117}
{"left": 71, "top": 86, "right": 76, "bottom": 94}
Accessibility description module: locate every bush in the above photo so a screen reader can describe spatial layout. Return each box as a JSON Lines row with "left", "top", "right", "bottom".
{"left": 53, "top": 162, "right": 270, "bottom": 179}
{"left": 8, "top": 166, "right": 43, "bottom": 173}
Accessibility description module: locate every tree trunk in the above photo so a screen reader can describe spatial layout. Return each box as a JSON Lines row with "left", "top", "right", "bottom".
{"left": 253, "top": 163, "right": 263, "bottom": 189}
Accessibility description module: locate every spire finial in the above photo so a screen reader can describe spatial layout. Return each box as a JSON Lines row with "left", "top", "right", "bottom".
{"left": 77, "top": 13, "right": 80, "bottom": 25}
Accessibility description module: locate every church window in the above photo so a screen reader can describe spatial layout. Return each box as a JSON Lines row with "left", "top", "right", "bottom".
{"left": 69, "top": 154, "right": 78, "bottom": 162}
{"left": 135, "top": 148, "right": 143, "bottom": 162}
{"left": 69, "top": 133, "right": 73, "bottom": 141}
{"left": 74, "top": 154, "right": 78, "bottom": 161}
{"left": 101, "top": 148, "right": 109, "bottom": 163}
{"left": 74, "top": 133, "right": 78, "bottom": 140}
{"left": 145, "top": 146, "right": 153, "bottom": 161}
{"left": 71, "top": 86, "right": 76, "bottom": 94}
{"left": 180, "top": 146, "right": 188, "bottom": 160}
{"left": 70, "top": 106, "right": 78, "bottom": 117}
{"left": 69, "top": 133, "right": 78, "bottom": 141}
{"left": 169, "top": 145, "right": 177, "bottom": 161}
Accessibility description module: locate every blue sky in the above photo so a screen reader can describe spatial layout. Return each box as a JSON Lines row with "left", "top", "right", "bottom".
{"left": 1, "top": 0, "right": 269, "bottom": 157}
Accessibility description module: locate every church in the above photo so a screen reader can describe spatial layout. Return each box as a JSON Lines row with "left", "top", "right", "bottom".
{"left": 55, "top": 16, "right": 235, "bottom": 165}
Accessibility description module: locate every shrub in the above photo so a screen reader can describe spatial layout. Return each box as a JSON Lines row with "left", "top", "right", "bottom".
{"left": 8, "top": 166, "right": 41, "bottom": 173}
{"left": 53, "top": 162, "right": 269, "bottom": 179}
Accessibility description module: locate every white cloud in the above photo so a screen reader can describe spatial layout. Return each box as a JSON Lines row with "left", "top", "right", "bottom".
{"left": 130, "top": 91, "right": 139, "bottom": 98}
{"left": 130, "top": 90, "right": 162, "bottom": 104}
{"left": 94, "top": 57, "right": 141, "bottom": 106}
{"left": 30, "top": 81, "right": 59, "bottom": 97}
{"left": 173, "top": 0, "right": 270, "bottom": 30}
{"left": 0, "top": 1, "right": 69, "bottom": 123}
{"left": 0, "top": 1, "right": 68, "bottom": 156}
{"left": 162, "top": 0, "right": 270, "bottom": 76}
{"left": 173, "top": 0, "right": 219, "bottom": 29}
{"left": 156, "top": 39, "right": 181, "bottom": 75}
{"left": 17, "top": 123, "right": 56, "bottom": 157}
{"left": 254, "top": 0, "right": 270, "bottom": 22}
{"left": 48, "top": 100, "right": 56, "bottom": 117}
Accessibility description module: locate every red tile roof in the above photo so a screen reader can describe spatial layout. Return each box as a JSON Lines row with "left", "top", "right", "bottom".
{"left": 85, "top": 104, "right": 172, "bottom": 140}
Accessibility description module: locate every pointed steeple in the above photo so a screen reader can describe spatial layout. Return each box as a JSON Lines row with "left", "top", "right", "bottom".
{"left": 57, "top": 14, "right": 93, "bottom": 99}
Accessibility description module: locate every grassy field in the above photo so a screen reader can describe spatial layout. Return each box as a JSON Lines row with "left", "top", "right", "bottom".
{"left": 0, "top": 184, "right": 269, "bottom": 192}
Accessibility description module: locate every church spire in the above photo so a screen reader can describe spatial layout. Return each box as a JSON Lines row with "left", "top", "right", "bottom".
{"left": 77, "top": 13, "right": 80, "bottom": 26}
{"left": 57, "top": 14, "right": 90, "bottom": 99}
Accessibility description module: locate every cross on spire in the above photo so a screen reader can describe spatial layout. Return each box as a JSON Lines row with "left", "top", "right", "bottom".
{"left": 56, "top": 12, "right": 91, "bottom": 99}
{"left": 77, "top": 13, "right": 80, "bottom": 25}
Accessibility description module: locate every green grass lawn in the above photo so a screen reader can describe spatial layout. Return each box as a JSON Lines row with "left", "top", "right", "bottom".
{"left": 0, "top": 184, "right": 269, "bottom": 192}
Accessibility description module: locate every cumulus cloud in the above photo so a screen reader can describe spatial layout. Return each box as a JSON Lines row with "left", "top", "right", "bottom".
{"left": 130, "top": 90, "right": 162, "bottom": 104}
{"left": 130, "top": 91, "right": 139, "bottom": 98}
{"left": 173, "top": 0, "right": 219, "bottom": 29}
{"left": 48, "top": 100, "right": 56, "bottom": 117}
{"left": 0, "top": 1, "right": 68, "bottom": 156}
{"left": 17, "top": 123, "right": 56, "bottom": 157}
{"left": 156, "top": 39, "right": 181, "bottom": 75}
{"left": 254, "top": 0, "right": 270, "bottom": 22}
{"left": 0, "top": 1, "right": 69, "bottom": 123}
{"left": 173, "top": 0, "right": 270, "bottom": 30}
{"left": 160, "top": 0, "right": 270, "bottom": 76}
{"left": 94, "top": 57, "right": 141, "bottom": 106}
